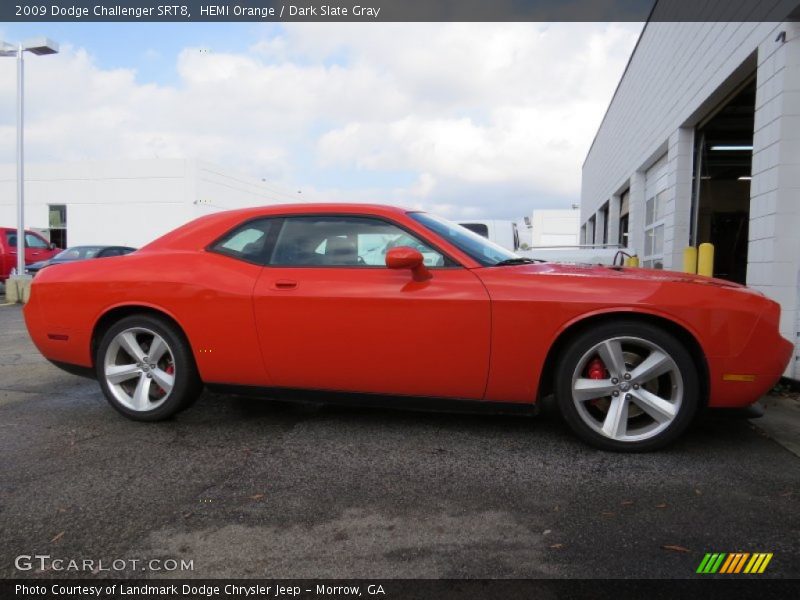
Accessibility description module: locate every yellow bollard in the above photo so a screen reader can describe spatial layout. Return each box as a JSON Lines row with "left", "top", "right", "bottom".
{"left": 698, "top": 243, "right": 714, "bottom": 277}
{"left": 624, "top": 255, "right": 640, "bottom": 267}
{"left": 683, "top": 246, "right": 698, "bottom": 274}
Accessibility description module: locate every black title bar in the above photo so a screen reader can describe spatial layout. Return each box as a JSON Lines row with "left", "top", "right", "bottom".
{"left": 4, "top": 579, "right": 800, "bottom": 600}
{"left": 3, "top": 0, "right": 800, "bottom": 22}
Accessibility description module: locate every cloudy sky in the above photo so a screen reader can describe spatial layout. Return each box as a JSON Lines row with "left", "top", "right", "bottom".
{"left": 0, "top": 22, "right": 641, "bottom": 219}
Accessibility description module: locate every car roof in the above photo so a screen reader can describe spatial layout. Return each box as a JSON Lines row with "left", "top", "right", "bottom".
{"left": 62, "top": 245, "right": 110, "bottom": 249}
{"left": 210, "top": 203, "right": 409, "bottom": 219}
{"left": 143, "top": 203, "right": 416, "bottom": 251}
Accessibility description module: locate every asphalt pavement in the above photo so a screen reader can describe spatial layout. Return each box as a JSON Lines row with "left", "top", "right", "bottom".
{"left": 1, "top": 303, "right": 798, "bottom": 579}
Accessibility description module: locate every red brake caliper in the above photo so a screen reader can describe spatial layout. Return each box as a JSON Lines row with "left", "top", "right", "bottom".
{"left": 586, "top": 357, "right": 607, "bottom": 406}
{"left": 155, "top": 362, "right": 175, "bottom": 397}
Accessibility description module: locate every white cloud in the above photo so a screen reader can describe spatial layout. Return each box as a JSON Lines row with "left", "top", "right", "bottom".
{"left": 0, "top": 23, "right": 641, "bottom": 218}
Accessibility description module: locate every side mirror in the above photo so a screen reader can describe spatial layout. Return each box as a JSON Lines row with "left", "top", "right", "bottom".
{"left": 49, "top": 242, "right": 57, "bottom": 250}
{"left": 385, "top": 246, "right": 431, "bottom": 281}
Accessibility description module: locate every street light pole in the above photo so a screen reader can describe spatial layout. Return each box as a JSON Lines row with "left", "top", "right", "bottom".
{"left": 0, "top": 37, "right": 58, "bottom": 288}
{"left": 15, "top": 43, "right": 25, "bottom": 278}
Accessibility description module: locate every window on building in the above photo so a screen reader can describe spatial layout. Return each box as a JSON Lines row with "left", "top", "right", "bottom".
{"left": 586, "top": 216, "right": 596, "bottom": 246}
{"left": 619, "top": 189, "right": 630, "bottom": 247}
{"left": 642, "top": 156, "right": 668, "bottom": 269}
{"left": 48, "top": 205, "right": 67, "bottom": 249}
{"left": 643, "top": 190, "right": 667, "bottom": 269}
{"left": 600, "top": 202, "right": 609, "bottom": 246}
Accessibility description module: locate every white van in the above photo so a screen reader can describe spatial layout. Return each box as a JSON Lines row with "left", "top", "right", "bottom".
{"left": 456, "top": 218, "right": 628, "bottom": 265}
{"left": 457, "top": 220, "right": 520, "bottom": 252}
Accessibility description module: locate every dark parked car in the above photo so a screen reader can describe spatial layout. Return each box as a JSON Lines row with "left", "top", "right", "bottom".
{"left": 26, "top": 245, "right": 136, "bottom": 275}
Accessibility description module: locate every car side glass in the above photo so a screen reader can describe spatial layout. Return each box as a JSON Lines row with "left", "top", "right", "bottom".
{"left": 25, "top": 233, "right": 49, "bottom": 249}
{"left": 357, "top": 231, "right": 442, "bottom": 267}
{"left": 269, "top": 216, "right": 446, "bottom": 268}
{"left": 381, "top": 233, "right": 442, "bottom": 267}
{"left": 210, "top": 218, "right": 274, "bottom": 264}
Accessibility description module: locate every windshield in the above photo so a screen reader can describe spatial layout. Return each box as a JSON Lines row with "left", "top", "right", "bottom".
{"left": 410, "top": 212, "right": 519, "bottom": 266}
{"left": 54, "top": 246, "right": 103, "bottom": 261}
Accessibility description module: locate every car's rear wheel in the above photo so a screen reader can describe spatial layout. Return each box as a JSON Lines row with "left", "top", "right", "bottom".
{"left": 96, "top": 315, "right": 202, "bottom": 421}
{"left": 555, "top": 321, "right": 699, "bottom": 452}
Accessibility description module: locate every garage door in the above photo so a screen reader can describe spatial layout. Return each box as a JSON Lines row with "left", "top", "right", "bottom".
{"left": 643, "top": 154, "right": 668, "bottom": 269}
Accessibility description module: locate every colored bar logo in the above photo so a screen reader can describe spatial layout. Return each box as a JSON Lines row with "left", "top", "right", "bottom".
{"left": 696, "top": 552, "right": 773, "bottom": 574}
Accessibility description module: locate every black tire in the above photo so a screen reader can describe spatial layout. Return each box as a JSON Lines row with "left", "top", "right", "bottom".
{"left": 554, "top": 321, "right": 699, "bottom": 452}
{"left": 95, "top": 314, "right": 202, "bottom": 421}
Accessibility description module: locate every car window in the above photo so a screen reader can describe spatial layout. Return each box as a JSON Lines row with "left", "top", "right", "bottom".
{"left": 25, "top": 233, "right": 49, "bottom": 249}
{"left": 55, "top": 246, "right": 102, "bottom": 260}
{"left": 270, "top": 216, "right": 446, "bottom": 267}
{"left": 411, "top": 212, "right": 519, "bottom": 266}
{"left": 6, "top": 232, "right": 16, "bottom": 248}
{"left": 58, "top": 249, "right": 83, "bottom": 260}
{"left": 210, "top": 219, "right": 274, "bottom": 263}
{"left": 460, "top": 223, "right": 489, "bottom": 238}
{"left": 105, "top": 247, "right": 135, "bottom": 257}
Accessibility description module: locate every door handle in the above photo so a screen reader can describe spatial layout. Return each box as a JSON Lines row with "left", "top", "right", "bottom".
{"left": 272, "top": 279, "right": 298, "bottom": 290}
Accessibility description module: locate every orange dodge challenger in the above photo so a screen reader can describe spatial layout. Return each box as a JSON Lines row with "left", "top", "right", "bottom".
{"left": 24, "top": 204, "right": 792, "bottom": 451}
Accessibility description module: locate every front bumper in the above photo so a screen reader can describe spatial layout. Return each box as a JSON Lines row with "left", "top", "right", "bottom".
{"left": 707, "top": 305, "right": 793, "bottom": 408}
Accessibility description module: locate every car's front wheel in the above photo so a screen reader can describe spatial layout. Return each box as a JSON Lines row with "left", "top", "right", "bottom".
{"left": 96, "top": 314, "right": 202, "bottom": 421}
{"left": 555, "top": 321, "right": 699, "bottom": 452}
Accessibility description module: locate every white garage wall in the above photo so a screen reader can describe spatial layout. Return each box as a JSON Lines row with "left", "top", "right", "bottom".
{"left": 582, "top": 22, "right": 778, "bottom": 224}
{"left": 0, "top": 159, "right": 192, "bottom": 248}
{"left": 0, "top": 159, "right": 305, "bottom": 249}
{"left": 582, "top": 19, "right": 800, "bottom": 378}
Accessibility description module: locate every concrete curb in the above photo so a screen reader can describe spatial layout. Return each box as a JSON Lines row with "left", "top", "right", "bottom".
{"left": 751, "top": 394, "right": 800, "bottom": 458}
{"left": 3, "top": 276, "right": 31, "bottom": 305}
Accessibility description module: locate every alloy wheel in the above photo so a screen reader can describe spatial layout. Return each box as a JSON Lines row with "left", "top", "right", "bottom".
{"left": 570, "top": 336, "right": 683, "bottom": 442}
{"left": 103, "top": 327, "right": 176, "bottom": 412}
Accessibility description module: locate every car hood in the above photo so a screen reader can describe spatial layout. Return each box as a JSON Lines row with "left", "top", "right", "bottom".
{"left": 27, "top": 260, "right": 51, "bottom": 269}
{"left": 503, "top": 262, "right": 747, "bottom": 289}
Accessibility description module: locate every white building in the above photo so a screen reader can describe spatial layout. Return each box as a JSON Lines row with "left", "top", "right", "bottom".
{"left": 0, "top": 159, "right": 303, "bottom": 248}
{"left": 581, "top": 16, "right": 800, "bottom": 378}
{"left": 530, "top": 209, "right": 580, "bottom": 247}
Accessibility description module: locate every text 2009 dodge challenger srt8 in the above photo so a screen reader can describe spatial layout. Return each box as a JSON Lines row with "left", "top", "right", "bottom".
{"left": 24, "top": 204, "right": 792, "bottom": 451}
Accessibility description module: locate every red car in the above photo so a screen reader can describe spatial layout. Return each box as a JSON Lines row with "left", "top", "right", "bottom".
{"left": 23, "top": 204, "right": 792, "bottom": 451}
{"left": 0, "top": 227, "right": 61, "bottom": 282}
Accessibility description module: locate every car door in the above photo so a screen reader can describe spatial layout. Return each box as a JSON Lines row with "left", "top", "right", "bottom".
{"left": 251, "top": 214, "right": 491, "bottom": 399}
{"left": 24, "top": 232, "right": 52, "bottom": 264}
